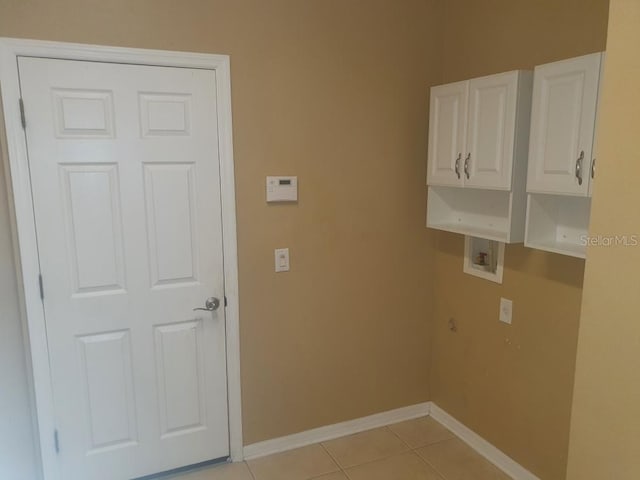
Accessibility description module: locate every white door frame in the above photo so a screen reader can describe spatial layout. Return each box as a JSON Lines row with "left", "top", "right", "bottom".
{"left": 0, "top": 38, "right": 243, "bottom": 479}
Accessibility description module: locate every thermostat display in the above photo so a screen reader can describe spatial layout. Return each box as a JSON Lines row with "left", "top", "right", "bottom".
{"left": 266, "top": 176, "right": 298, "bottom": 202}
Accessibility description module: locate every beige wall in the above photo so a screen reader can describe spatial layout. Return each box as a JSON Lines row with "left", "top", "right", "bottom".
{"left": 0, "top": 1, "right": 441, "bottom": 475}
{"left": 567, "top": 1, "right": 640, "bottom": 478}
{"left": 429, "top": 1, "right": 609, "bottom": 479}
{"left": 1, "top": 1, "right": 623, "bottom": 479}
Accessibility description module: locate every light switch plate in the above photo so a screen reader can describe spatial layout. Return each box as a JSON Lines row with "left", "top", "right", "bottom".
{"left": 274, "top": 248, "right": 290, "bottom": 272}
{"left": 499, "top": 297, "right": 513, "bottom": 324}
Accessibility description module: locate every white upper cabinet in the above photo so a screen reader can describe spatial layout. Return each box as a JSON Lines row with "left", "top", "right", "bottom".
{"left": 425, "top": 70, "right": 533, "bottom": 243}
{"left": 524, "top": 52, "right": 605, "bottom": 259}
{"left": 427, "top": 71, "right": 530, "bottom": 191}
{"left": 526, "top": 53, "right": 602, "bottom": 196}
{"left": 465, "top": 72, "right": 520, "bottom": 189}
{"left": 427, "top": 81, "right": 468, "bottom": 187}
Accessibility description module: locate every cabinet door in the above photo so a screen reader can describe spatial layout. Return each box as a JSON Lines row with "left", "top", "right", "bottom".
{"left": 527, "top": 53, "right": 602, "bottom": 195}
{"left": 464, "top": 71, "right": 519, "bottom": 190}
{"left": 589, "top": 55, "right": 606, "bottom": 197}
{"left": 427, "top": 81, "right": 468, "bottom": 187}
{"left": 589, "top": 102, "right": 600, "bottom": 197}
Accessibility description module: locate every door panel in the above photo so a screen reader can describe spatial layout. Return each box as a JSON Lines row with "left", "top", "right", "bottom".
{"left": 427, "top": 81, "right": 468, "bottom": 187}
{"left": 143, "top": 163, "right": 199, "bottom": 286}
{"left": 527, "top": 53, "right": 601, "bottom": 195}
{"left": 77, "top": 330, "right": 138, "bottom": 452}
{"left": 18, "top": 57, "right": 229, "bottom": 480}
{"left": 154, "top": 321, "right": 206, "bottom": 436}
{"left": 52, "top": 89, "right": 115, "bottom": 138}
{"left": 61, "top": 163, "right": 126, "bottom": 294}
{"left": 140, "top": 93, "right": 192, "bottom": 136}
{"left": 464, "top": 71, "right": 518, "bottom": 189}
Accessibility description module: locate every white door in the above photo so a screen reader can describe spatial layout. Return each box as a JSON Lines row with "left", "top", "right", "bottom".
{"left": 19, "top": 57, "right": 229, "bottom": 480}
{"left": 526, "top": 53, "right": 602, "bottom": 195}
{"left": 427, "top": 81, "right": 468, "bottom": 187}
{"left": 464, "top": 71, "right": 518, "bottom": 190}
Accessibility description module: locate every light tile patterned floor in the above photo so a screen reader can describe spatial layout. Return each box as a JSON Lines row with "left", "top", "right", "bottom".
{"left": 169, "top": 416, "right": 511, "bottom": 480}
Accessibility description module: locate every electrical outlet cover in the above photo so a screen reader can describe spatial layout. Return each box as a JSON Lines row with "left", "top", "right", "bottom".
{"left": 499, "top": 297, "right": 513, "bottom": 324}
{"left": 274, "top": 248, "right": 290, "bottom": 272}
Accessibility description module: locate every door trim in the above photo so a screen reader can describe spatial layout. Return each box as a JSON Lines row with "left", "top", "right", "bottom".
{"left": 0, "top": 38, "right": 243, "bottom": 480}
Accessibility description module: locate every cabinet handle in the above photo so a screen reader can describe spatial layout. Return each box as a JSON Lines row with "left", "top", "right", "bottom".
{"left": 464, "top": 153, "right": 471, "bottom": 180}
{"left": 575, "top": 151, "right": 584, "bottom": 186}
{"left": 454, "top": 153, "right": 461, "bottom": 179}
{"left": 591, "top": 158, "right": 596, "bottom": 179}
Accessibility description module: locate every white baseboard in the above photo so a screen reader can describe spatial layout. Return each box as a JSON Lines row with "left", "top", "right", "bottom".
{"left": 243, "top": 401, "right": 539, "bottom": 480}
{"left": 243, "top": 402, "right": 432, "bottom": 460}
{"left": 429, "top": 403, "right": 540, "bottom": 480}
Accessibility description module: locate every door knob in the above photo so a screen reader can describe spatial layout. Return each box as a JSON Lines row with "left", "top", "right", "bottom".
{"left": 193, "top": 297, "right": 220, "bottom": 312}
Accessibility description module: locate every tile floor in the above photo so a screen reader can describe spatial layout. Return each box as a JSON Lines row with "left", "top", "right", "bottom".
{"left": 168, "top": 416, "right": 511, "bottom": 480}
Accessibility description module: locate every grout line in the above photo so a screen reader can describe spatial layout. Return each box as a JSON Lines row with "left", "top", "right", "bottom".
{"left": 318, "top": 442, "right": 344, "bottom": 475}
{"left": 385, "top": 420, "right": 457, "bottom": 453}
{"left": 410, "top": 435, "right": 458, "bottom": 452}
{"left": 385, "top": 424, "right": 413, "bottom": 450}
{"left": 243, "top": 459, "right": 257, "bottom": 480}
{"left": 409, "top": 429, "right": 458, "bottom": 479}
{"left": 328, "top": 449, "right": 413, "bottom": 471}
{"left": 413, "top": 452, "right": 448, "bottom": 480}
{"left": 318, "top": 427, "right": 412, "bottom": 471}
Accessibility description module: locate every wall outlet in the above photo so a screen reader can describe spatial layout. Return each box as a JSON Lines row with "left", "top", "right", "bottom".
{"left": 499, "top": 297, "right": 513, "bottom": 324}
{"left": 274, "top": 248, "right": 290, "bottom": 272}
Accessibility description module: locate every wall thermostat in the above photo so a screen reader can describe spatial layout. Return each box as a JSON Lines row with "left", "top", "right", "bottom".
{"left": 266, "top": 176, "right": 298, "bottom": 202}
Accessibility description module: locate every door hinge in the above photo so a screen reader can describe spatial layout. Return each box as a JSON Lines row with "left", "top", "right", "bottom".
{"left": 54, "top": 429, "right": 59, "bottom": 454}
{"left": 19, "top": 98, "right": 26, "bottom": 129}
{"left": 38, "top": 274, "right": 44, "bottom": 300}
{"left": 224, "top": 295, "right": 228, "bottom": 307}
